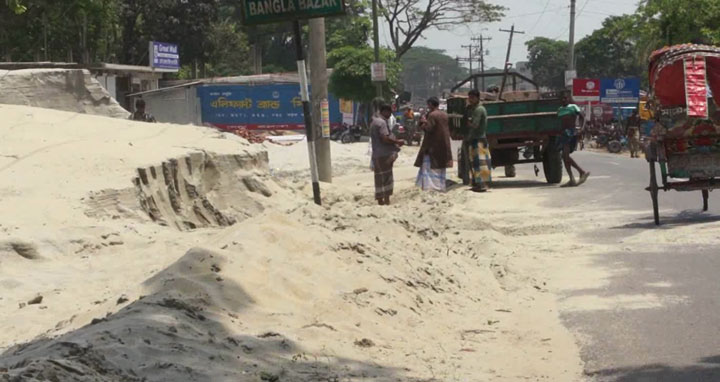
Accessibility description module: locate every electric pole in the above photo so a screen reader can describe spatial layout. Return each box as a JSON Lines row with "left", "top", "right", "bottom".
{"left": 498, "top": 25, "right": 525, "bottom": 100}
{"left": 309, "top": 18, "right": 332, "bottom": 183}
{"left": 371, "top": 0, "right": 382, "bottom": 99}
{"left": 471, "top": 35, "right": 492, "bottom": 92}
{"left": 461, "top": 44, "right": 475, "bottom": 76}
{"left": 568, "top": 0, "right": 577, "bottom": 72}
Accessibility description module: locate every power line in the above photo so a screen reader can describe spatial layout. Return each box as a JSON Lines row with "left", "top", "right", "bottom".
{"left": 528, "top": 0, "right": 552, "bottom": 33}
{"left": 576, "top": 0, "right": 592, "bottom": 18}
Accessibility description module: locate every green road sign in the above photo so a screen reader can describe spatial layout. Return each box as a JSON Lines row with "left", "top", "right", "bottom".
{"left": 242, "top": 0, "right": 345, "bottom": 25}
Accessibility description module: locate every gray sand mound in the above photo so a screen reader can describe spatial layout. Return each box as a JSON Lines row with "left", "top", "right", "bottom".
{"left": 0, "top": 69, "right": 129, "bottom": 118}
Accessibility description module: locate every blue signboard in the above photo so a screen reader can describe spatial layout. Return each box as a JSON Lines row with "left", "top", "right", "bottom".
{"left": 150, "top": 41, "right": 180, "bottom": 70}
{"left": 600, "top": 78, "right": 640, "bottom": 104}
{"left": 197, "top": 84, "right": 341, "bottom": 130}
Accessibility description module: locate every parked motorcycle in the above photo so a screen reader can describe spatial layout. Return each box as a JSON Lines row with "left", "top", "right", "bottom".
{"left": 340, "top": 124, "right": 363, "bottom": 144}
{"left": 330, "top": 123, "right": 348, "bottom": 141}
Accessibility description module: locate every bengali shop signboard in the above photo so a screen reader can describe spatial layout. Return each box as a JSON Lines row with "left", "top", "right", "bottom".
{"left": 197, "top": 84, "right": 341, "bottom": 130}
{"left": 241, "top": 0, "right": 345, "bottom": 25}
{"left": 572, "top": 78, "right": 600, "bottom": 102}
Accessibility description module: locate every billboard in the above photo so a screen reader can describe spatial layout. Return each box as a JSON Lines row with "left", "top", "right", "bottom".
{"left": 197, "top": 84, "right": 341, "bottom": 130}
{"left": 149, "top": 41, "right": 180, "bottom": 71}
{"left": 572, "top": 78, "right": 600, "bottom": 102}
{"left": 600, "top": 78, "right": 640, "bottom": 104}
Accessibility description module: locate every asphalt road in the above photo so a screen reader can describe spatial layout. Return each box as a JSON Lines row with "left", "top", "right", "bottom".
{"left": 511, "top": 150, "right": 720, "bottom": 381}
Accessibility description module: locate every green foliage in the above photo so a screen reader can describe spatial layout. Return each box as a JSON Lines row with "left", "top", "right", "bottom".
{"left": 328, "top": 46, "right": 401, "bottom": 102}
{"left": 7, "top": 0, "right": 26, "bottom": 14}
{"left": 575, "top": 15, "right": 645, "bottom": 79}
{"left": 326, "top": 0, "right": 371, "bottom": 52}
{"left": 638, "top": 0, "right": 720, "bottom": 47}
{"left": 205, "top": 18, "right": 251, "bottom": 77}
{"left": 400, "top": 46, "right": 467, "bottom": 100}
{"left": 525, "top": 37, "right": 568, "bottom": 90}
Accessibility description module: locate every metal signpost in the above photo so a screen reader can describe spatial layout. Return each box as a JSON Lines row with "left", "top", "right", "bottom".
{"left": 241, "top": 0, "right": 346, "bottom": 206}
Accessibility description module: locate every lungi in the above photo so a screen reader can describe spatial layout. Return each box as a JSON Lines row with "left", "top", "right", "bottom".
{"left": 373, "top": 154, "right": 397, "bottom": 199}
{"left": 416, "top": 155, "right": 447, "bottom": 192}
{"left": 470, "top": 139, "right": 492, "bottom": 188}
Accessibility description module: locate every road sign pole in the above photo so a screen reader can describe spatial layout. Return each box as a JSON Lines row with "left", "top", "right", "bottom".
{"left": 293, "top": 20, "right": 322, "bottom": 206}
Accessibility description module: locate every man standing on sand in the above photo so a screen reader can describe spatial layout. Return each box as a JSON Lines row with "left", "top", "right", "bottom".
{"left": 130, "top": 99, "right": 156, "bottom": 123}
{"left": 462, "top": 89, "right": 492, "bottom": 192}
{"left": 415, "top": 97, "right": 453, "bottom": 192}
{"left": 371, "top": 104, "right": 405, "bottom": 205}
{"left": 557, "top": 94, "right": 590, "bottom": 187}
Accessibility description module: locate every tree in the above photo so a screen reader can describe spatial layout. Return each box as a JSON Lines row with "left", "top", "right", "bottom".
{"left": 204, "top": 18, "right": 251, "bottom": 77}
{"left": 400, "top": 46, "right": 466, "bottom": 101}
{"left": 0, "top": 0, "right": 121, "bottom": 63}
{"left": 525, "top": 37, "right": 568, "bottom": 90}
{"left": 575, "top": 15, "right": 644, "bottom": 79}
{"left": 379, "top": 0, "right": 504, "bottom": 58}
{"left": 637, "top": 0, "right": 720, "bottom": 47}
{"left": 328, "top": 46, "right": 401, "bottom": 102}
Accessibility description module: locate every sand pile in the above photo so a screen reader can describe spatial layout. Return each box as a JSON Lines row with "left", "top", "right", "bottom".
{"left": 0, "top": 104, "right": 586, "bottom": 381}
{"left": 0, "top": 69, "right": 129, "bottom": 118}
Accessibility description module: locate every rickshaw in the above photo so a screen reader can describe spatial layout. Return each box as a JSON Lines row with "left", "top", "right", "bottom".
{"left": 646, "top": 44, "right": 720, "bottom": 225}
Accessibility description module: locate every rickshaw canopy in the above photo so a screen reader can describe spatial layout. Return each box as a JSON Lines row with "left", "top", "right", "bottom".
{"left": 649, "top": 44, "right": 720, "bottom": 117}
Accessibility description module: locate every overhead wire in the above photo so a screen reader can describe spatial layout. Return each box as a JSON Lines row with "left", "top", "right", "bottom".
{"left": 527, "top": 0, "right": 552, "bottom": 33}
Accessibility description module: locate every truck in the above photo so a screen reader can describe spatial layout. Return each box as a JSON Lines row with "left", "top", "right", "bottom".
{"left": 447, "top": 72, "right": 565, "bottom": 185}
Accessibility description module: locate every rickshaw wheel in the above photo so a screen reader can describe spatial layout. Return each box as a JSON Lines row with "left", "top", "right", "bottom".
{"left": 649, "top": 160, "right": 660, "bottom": 225}
{"left": 702, "top": 189, "right": 709, "bottom": 212}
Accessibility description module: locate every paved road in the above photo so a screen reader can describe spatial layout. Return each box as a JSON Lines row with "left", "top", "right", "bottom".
{"left": 509, "top": 151, "right": 720, "bottom": 381}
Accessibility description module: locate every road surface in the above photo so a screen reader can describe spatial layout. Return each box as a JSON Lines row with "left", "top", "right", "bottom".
{"left": 514, "top": 150, "right": 720, "bottom": 381}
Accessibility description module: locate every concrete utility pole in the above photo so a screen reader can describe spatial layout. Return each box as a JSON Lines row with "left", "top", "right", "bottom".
{"left": 461, "top": 44, "right": 474, "bottom": 76}
{"left": 471, "top": 35, "right": 492, "bottom": 91}
{"left": 371, "top": 0, "right": 382, "bottom": 99}
{"left": 498, "top": 25, "right": 525, "bottom": 100}
{"left": 569, "top": 0, "right": 576, "bottom": 71}
{"left": 309, "top": 18, "right": 332, "bottom": 183}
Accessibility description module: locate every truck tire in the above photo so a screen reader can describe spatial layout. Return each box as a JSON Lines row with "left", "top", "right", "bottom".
{"left": 504, "top": 165, "right": 517, "bottom": 178}
{"left": 543, "top": 140, "right": 563, "bottom": 184}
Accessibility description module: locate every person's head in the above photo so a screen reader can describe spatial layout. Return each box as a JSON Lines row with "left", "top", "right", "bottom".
{"left": 468, "top": 89, "right": 480, "bottom": 106}
{"left": 427, "top": 97, "right": 440, "bottom": 111}
{"left": 135, "top": 99, "right": 146, "bottom": 113}
{"left": 379, "top": 104, "right": 392, "bottom": 119}
{"left": 561, "top": 92, "right": 571, "bottom": 106}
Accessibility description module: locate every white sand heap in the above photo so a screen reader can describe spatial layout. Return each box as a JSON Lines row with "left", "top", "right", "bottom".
{"left": 0, "top": 104, "right": 584, "bottom": 381}
{"left": 0, "top": 69, "right": 129, "bottom": 118}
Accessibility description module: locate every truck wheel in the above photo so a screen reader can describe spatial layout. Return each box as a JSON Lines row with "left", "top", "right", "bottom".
{"left": 504, "top": 165, "right": 517, "bottom": 178}
{"left": 543, "top": 140, "right": 563, "bottom": 184}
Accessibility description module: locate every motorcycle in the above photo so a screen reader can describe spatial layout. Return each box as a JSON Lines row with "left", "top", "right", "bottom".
{"left": 393, "top": 123, "right": 422, "bottom": 146}
{"left": 340, "top": 124, "right": 363, "bottom": 144}
{"left": 330, "top": 123, "right": 348, "bottom": 141}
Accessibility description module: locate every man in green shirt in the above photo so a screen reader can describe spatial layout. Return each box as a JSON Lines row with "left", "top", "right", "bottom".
{"left": 462, "top": 89, "right": 492, "bottom": 192}
{"left": 557, "top": 94, "right": 589, "bottom": 186}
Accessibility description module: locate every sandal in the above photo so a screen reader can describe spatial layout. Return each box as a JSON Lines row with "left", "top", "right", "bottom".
{"left": 577, "top": 172, "right": 590, "bottom": 186}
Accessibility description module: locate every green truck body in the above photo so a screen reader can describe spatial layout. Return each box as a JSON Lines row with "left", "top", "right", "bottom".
{"left": 447, "top": 75, "right": 566, "bottom": 184}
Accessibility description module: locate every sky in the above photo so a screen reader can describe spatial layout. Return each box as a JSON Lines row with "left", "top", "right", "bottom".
{"left": 378, "top": 0, "right": 640, "bottom": 69}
